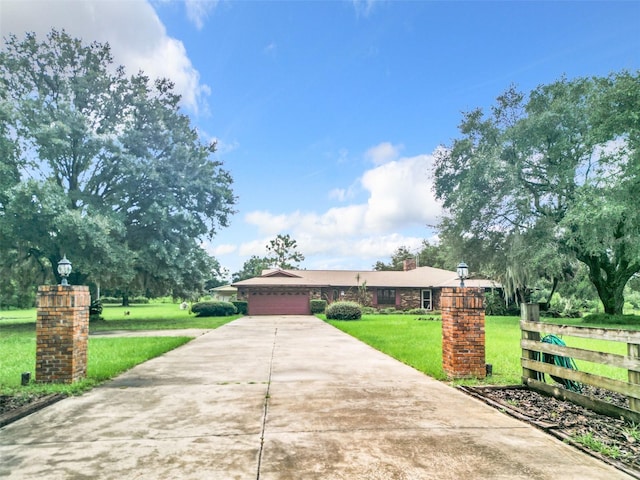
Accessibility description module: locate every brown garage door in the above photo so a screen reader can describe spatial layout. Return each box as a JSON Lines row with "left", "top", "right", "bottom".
{"left": 248, "top": 291, "right": 310, "bottom": 315}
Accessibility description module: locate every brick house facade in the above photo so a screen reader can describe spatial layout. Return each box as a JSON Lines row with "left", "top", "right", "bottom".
{"left": 234, "top": 264, "right": 498, "bottom": 316}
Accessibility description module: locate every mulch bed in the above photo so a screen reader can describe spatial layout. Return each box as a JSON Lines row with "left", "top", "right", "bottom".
{"left": 460, "top": 385, "right": 640, "bottom": 478}
{"left": 0, "top": 393, "right": 66, "bottom": 428}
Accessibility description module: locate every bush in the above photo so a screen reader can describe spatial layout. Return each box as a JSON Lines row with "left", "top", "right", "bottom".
{"left": 100, "top": 296, "right": 121, "bottom": 304}
{"left": 581, "top": 313, "right": 640, "bottom": 325}
{"left": 191, "top": 301, "right": 237, "bottom": 317}
{"left": 90, "top": 299, "right": 103, "bottom": 316}
{"left": 131, "top": 296, "right": 150, "bottom": 304}
{"left": 406, "top": 308, "right": 429, "bottom": 315}
{"left": 326, "top": 301, "right": 362, "bottom": 320}
{"left": 485, "top": 290, "right": 507, "bottom": 316}
{"left": 310, "top": 299, "right": 327, "bottom": 314}
{"left": 379, "top": 307, "right": 398, "bottom": 315}
{"left": 89, "top": 299, "right": 103, "bottom": 322}
{"left": 231, "top": 301, "right": 248, "bottom": 315}
{"left": 361, "top": 306, "right": 376, "bottom": 315}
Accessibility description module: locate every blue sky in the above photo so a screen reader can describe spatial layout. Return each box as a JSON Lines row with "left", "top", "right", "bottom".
{"left": 2, "top": 1, "right": 639, "bottom": 278}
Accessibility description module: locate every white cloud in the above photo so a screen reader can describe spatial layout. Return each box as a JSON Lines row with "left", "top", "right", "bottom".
{"left": 362, "top": 153, "right": 440, "bottom": 231}
{"left": 264, "top": 41, "right": 277, "bottom": 56}
{"left": 364, "top": 141, "right": 402, "bottom": 165}
{"left": 241, "top": 147, "right": 442, "bottom": 266}
{"left": 351, "top": 0, "right": 380, "bottom": 18}
{"left": 0, "top": 0, "right": 209, "bottom": 113}
{"left": 210, "top": 243, "right": 237, "bottom": 256}
{"left": 184, "top": 0, "right": 218, "bottom": 30}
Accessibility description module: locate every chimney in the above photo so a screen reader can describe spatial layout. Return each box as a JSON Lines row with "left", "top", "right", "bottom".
{"left": 403, "top": 258, "right": 417, "bottom": 271}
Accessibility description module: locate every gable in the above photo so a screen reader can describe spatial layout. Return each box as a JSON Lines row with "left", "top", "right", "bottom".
{"left": 261, "top": 269, "right": 303, "bottom": 279}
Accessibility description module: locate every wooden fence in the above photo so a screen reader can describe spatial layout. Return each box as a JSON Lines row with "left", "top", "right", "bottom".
{"left": 520, "top": 304, "right": 640, "bottom": 424}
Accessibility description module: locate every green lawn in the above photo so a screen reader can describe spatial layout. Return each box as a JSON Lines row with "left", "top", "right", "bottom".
{"left": 0, "top": 302, "right": 238, "bottom": 396}
{"left": 325, "top": 314, "right": 633, "bottom": 386}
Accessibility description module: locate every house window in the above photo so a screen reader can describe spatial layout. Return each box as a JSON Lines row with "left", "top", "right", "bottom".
{"left": 421, "top": 289, "right": 432, "bottom": 310}
{"left": 377, "top": 289, "right": 396, "bottom": 305}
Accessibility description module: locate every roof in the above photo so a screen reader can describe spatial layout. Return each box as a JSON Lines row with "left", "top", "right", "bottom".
{"left": 232, "top": 266, "right": 500, "bottom": 289}
{"left": 210, "top": 285, "right": 238, "bottom": 293}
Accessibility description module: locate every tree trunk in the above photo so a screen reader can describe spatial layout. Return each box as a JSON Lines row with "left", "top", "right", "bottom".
{"left": 582, "top": 256, "right": 628, "bottom": 315}
{"left": 122, "top": 291, "right": 130, "bottom": 307}
{"left": 544, "top": 277, "right": 559, "bottom": 311}
{"left": 594, "top": 280, "right": 626, "bottom": 315}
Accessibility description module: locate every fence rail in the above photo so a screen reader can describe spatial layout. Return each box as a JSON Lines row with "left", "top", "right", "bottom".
{"left": 520, "top": 304, "right": 640, "bottom": 423}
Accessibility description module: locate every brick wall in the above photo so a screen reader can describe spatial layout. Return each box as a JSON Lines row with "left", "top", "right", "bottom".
{"left": 36, "top": 285, "right": 90, "bottom": 384}
{"left": 441, "top": 287, "right": 486, "bottom": 379}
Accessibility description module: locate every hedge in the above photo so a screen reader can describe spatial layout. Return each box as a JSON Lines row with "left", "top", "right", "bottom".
{"left": 310, "top": 299, "right": 327, "bottom": 314}
{"left": 191, "top": 301, "right": 237, "bottom": 317}
{"left": 231, "top": 301, "right": 248, "bottom": 315}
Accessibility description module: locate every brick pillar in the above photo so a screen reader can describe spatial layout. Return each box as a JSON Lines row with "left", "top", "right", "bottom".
{"left": 441, "top": 287, "right": 486, "bottom": 379}
{"left": 36, "top": 285, "right": 90, "bottom": 384}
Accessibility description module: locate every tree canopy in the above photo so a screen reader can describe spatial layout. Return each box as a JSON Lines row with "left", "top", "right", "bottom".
{"left": 433, "top": 72, "right": 640, "bottom": 314}
{"left": 0, "top": 30, "right": 236, "bottom": 303}
{"left": 232, "top": 234, "right": 305, "bottom": 282}
{"left": 373, "top": 241, "right": 448, "bottom": 271}
{"left": 265, "top": 234, "right": 305, "bottom": 269}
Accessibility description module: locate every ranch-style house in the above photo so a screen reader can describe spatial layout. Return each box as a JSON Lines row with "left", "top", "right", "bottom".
{"left": 232, "top": 260, "right": 499, "bottom": 316}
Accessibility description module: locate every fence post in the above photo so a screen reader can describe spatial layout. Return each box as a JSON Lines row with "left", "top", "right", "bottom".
{"left": 521, "top": 303, "right": 542, "bottom": 384}
{"left": 629, "top": 342, "right": 640, "bottom": 413}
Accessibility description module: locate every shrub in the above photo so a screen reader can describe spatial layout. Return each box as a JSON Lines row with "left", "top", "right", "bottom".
{"left": 310, "top": 299, "right": 327, "bottom": 314}
{"left": 379, "top": 307, "right": 398, "bottom": 315}
{"left": 131, "top": 296, "right": 150, "bottom": 304}
{"left": 361, "top": 306, "right": 376, "bottom": 315}
{"left": 90, "top": 299, "right": 103, "bottom": 316}
{"left": 231, "top": 301, "right": 248, "bottom": 315}
{"left": 407, "top": 308, "right": 429, "bottom": 315}
{"left": 100, "top": 296, "right": 121, "bottom": 304}
{"left": 485, "top": 290, "right": 507, "bottom": 316}
{"left": 89, "top": 299, "right": 103, "bottom": 322}
{"left": 326, "top": 301, "right": 362, "bottom": 320}
{"left": 191, "top": 301, "right": 237, "bottom": 317}
{"left": 581, "top": 313, "right": 640, "bottom": 325}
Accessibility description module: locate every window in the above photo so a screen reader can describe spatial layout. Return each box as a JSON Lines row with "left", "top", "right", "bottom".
{"left": 377, "top": 289, "right": 396, "bottom": 305}
{"left": 422, "top": 289, "right": 432, "bottom": 310}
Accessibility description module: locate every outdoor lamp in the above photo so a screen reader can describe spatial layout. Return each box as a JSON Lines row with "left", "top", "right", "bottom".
{"left": 457, "top": 262, "right": 468, "bottom": 287}
{"left": 57, "top": 255, "right": 72, "bottom": 286}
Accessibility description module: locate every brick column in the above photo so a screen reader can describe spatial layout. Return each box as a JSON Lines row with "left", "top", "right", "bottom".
{"left": 36, "top": 285, "right": 90, "bottom": 384}
{"left": 441, "top": 287, "right": 486, "bottom": 379}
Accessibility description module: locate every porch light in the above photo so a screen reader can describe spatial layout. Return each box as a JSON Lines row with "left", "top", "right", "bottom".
{"left": 57, "top": 255, "right": 72, "bottom": 286}
{"left": 456, "top": 262, "right": 468, "bottom": 287}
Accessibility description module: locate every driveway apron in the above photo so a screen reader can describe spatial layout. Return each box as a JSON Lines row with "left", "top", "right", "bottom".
{"left": 0, "top": 315, "right": 633, "bottom": 479}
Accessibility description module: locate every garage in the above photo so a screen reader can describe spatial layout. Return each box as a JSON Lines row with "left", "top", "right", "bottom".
{"left": 248, "top": 290, "right": 310, "bottom": 315}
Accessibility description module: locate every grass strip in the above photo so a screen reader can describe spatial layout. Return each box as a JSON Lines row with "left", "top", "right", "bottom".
{"left": 325, "top": 314, "right": 630, "bottom": 386}
{"left": 1, "top": 336, "right": 191, "bottom": 396}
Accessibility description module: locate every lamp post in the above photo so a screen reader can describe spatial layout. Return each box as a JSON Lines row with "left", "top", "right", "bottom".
{"left": 456, "top": 262, "right": 468, "bottom": 287}
{"left": 57, "top": 255, "right": 72, "bottom": 286}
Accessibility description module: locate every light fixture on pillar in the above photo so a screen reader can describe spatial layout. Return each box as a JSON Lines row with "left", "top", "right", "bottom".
{"left": 57, "top": 255, "right": 72, "bottom": 286}
{"left": 456, "top": 262, "right": 468, "bottom": 287}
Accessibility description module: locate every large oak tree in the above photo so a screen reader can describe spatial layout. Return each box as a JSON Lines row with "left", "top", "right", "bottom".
{"left": 0, "top": 30, "right": 236, "bottom": 302}
{"left": 433, "top": 72, "right": 640, "bottom": 314}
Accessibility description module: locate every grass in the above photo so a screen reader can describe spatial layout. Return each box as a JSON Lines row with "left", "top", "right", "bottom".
{"left": 0, "top": 302, "right": 238, "bottom": 397}
{"left": 570, "top": 432, "right": 625, "bottom": 459}
{"left": 91, "top": 304, "right": 241, "bottom": 331}
{"left": 324, "top": 314, "right": 634, "bottom": 386}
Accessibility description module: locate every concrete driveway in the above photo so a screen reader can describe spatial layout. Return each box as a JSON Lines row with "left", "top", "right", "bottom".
{"left": 0, "top": 315, "right": 633, "bottom": 479}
